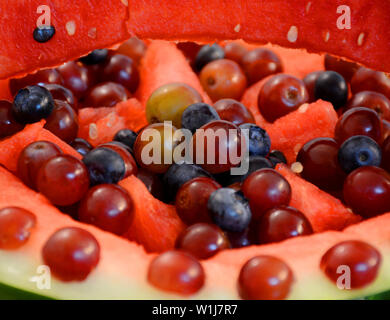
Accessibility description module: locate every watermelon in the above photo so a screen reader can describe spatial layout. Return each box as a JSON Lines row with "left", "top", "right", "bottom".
{"left": 1, "top": 0, "right": 390, "bottom": 302}
{"left": 0, "top": 121, "right": 80, "bottom": 172}
{"left": 0, "top": 166, "right": 389, "bottom": 299}
{"left": 0, "top": 0, "right": 130, "bottom": 79}
{"left": 78, "top": 98, "right": 147, "bottom": 147}
{"left": 136, "top": 40, "right": 211, "bottom": 107}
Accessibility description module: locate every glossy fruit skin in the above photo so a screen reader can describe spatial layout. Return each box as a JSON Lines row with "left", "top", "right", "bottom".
{"left": 343, "top": 166, "right": 390, "bottom": 218}
{"left": 346, "top": 91, "right": 390, "bottom": 121}
{"left": 239, "top": 123, "right": 271, "bottom": 157}
{"left": 100, "top": 54, "right": 140, "bottom": 93}
{"left": 267, "top": 150, "right": 287, "bottom": 167}
{"left": 38, "top": 83, "right": 78, "bottom": 111}
{"left": 83, "top": 147, "right": 126, "bottom": 185}
{"left": 98, "top": 141, "right": 138, "bottom": 178}
{"left": 78, "top": 184, "right": 134, "bottom": 235}
{"left": 241, "top": 48, "right": 283, "bottom": 85}
{"left": 33, "top": 26, "right": 55, "bottom": 43}
{"left": 192, "top": 120, "right": 244, "bottom": 174}
{"left": 216, "top": 155, "right": 273, "bottom": 186}
{"left": 9, "top": 69, "right": 64, "bottom": 96}
{"left": 133, "top": 123, "right": 179, "bottom": 174}
{"left": 223, "top": 42, "right": 248, "bottom": 64}
{"left": 200, "top": 59, "right": 247, "bottom": 101}
{"left": 303, "top": 71, "right": 323, "bottom": 103}
{"left": 351, "top": 67, "right": 390, "bottom": 99}
{"left": 382, "top": 136, "right": 390, "bottom": 172}
{"left": 338, "top": 135, "right": 382, "bottom": 173}
{"left": 116, "top": 37, "right": 147, "bottom": 65}
{"left": 44, "top": 100, "right": 79, "bottom": 143}
{"left": 70, "top": 138, "right": 93, "bottom": 157}
{"left": 176, "top": 223, "right": 229, "bottom": 259}
{"left": 79, "top": 49, "right": 108, "bottom": 65}
{"left": 36, "top": 155, "right": 89, "bottom": 206}
{"left": 175, "top": 177, "right": 221, "bottom": 225}
{"left": 314, "top": 71, "right": 348, "bottom": 109}
{"left": 324, "top": 54, "right": 359, "bottom": 83}
{"left": 226, "top": 229, "right": 251, "bottom": 248}
{"left": 207, "top": 188, "right": 252, "bottom": 232}
{"left": 181, "top": 102, "right": 220, "bottom": 134}
{"left": 136, "top": 167, "right": 165, "bottom": 201}
{"left": 146, "top": 83, "right": 203, "bottom": 128}
{"left": 0, "top": 207, "right": 36, "bottom": 250}
{"left": 297, "top": 138, "right": 346, "bottom": 191}
{"left": 242, "top": 168, "right": 291, "bottom": 219}
{"left": 147, "top": 250, "right": 205, "bottom": 295}
{"left": 84, "top": 82, "right": 131, "bottom": 108}
{"left": 320, "top": 240, "right": 381, "bottom": 289}
{"left": 57, "top": 61, "right": 95, "bottom": 99}
{"left": 382, "top": 119, "right": 390, "bottom": 142}
{"left": 42, "top": 227, "right": 100, "bottom": 281}
{"left": 114, "top": 129, "right": 138, "bottom": 150}
{"left": 12, "top": 85, "right": 55, "bottom": 124}
{"left": 238, "top": 255, "right": 294, "bottom": 300}
{"left": 214, "top": 99, "right": 254, "bottom": 126}
{"left": 194, "top": 44, "right": 225, "bottom": 72}
{"left": 335, "top": 107, "right": 382, "bottom": 144}
{"left": 0, "top": 100, "right": 24, "bottom": 139}
{"left": 258, "top": 206, "right": 313, "bottom": 244}
{"left": 258, "top": 74, "right": 309, "bottom": 123}
{"left": 163, "top": 162, "right": 213, "bottom": 200}
{"left": 17, "top": 140, "right": 63, "bottom": 189}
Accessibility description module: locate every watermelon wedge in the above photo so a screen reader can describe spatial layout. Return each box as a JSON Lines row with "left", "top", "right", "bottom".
{"left": 136, "top": 40, "right": 211, "bottom": 107}
{"left": 78, "top": 98, "right": 147, "bottom": 147}
{"left": 0, "top": 121, "right": 80, "bottom": 172}
{"left": 276, "top": 164, "right": 361, "bottom": 232}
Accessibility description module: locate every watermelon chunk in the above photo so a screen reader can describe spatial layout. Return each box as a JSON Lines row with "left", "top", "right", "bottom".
{"left": 0, "top": 79, "right": 11, "bottom": 101}
{"left": 0, "top": 0, "right": 130, "bottom": 79}
{"left": 119, "top": 175, "right": 186, "bottom": 253}
{"left": 78, "top": 98, "right": 147, "bottom": 147}
{"left": 275, "top": 164, "right": 361, "bottom": 232}
{"left": 129, "top": 0, "right": 390, "bottom": 73}
{"left": 266, "top": 100, "right": 338, "bottom": 163}
{"left": 136, "top": 40, "right": 211, "bottom": 107}
{"left": 0, "top": 121, "right": 80, "bottom": 172}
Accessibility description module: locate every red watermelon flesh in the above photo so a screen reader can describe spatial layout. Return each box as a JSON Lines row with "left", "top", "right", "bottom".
{"left": 136, "top": 40, "right": 211, "bottom": 107}
{"left": 276, "top": 164, "right": 361, "bottom": 232}
{"left": 0, "top": 0, "right": 130, "bottom": 79}
{"left": 78, "top": 98, "right": 147, "bottom": 147}
{"left": 266, "top": 100, "right": 338, "bottom": 163}
{"left": 0, "top": 79, "right": 11, "bottom": 101}
{"left": 129, "top": 0, "right": 390, "bottom": 73}
{"left": 0, "top": 120, "right": 80, "bottom": 172}
{"left": 119, "top": 175, "right": 186, "bottom": 253}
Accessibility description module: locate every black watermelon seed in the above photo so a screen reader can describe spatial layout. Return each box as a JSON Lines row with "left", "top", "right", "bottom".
{"left": 33, "top": 26, "right": 56, "bottom": 43}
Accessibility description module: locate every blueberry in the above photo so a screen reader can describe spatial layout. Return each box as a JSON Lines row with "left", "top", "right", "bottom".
{"left": 338, "top": 135, "right": 382, "bottom": 173}
{"left": 33, "top": 26, "right": 55, "bottom": 43}
{"left": 267, "top": 150, "right": 287, "bottom": 167}
{"left": 239, "top": 123, "right": 271, "bottom": 157}
{"left": 83, "top": 147, "right": 126, "bottom": 185}
{"left": 216, "top": 155, "right": 273, "bottom": 186}
{"left": 162, "top": 162, "right": 213, "bottom": 200}
{"left": 181, "top": 103, "right": 220, "bottom": 134}
{"left": 314, "top": 71, "right": 348, "bottom": 109}
{"left": 114, "top": 129, "right": 138, "bottom": 150}
{"left": 208, "top": 188, "right": 252, "bottom": 232}
{"left": 194, "top": 44, "right": 225, "bottom": 72}
{"left": 79, "top": 49, "right": 108, "bottom": 65}
{"left": 12, "top": 85, "right": 55, "bottom": 124}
